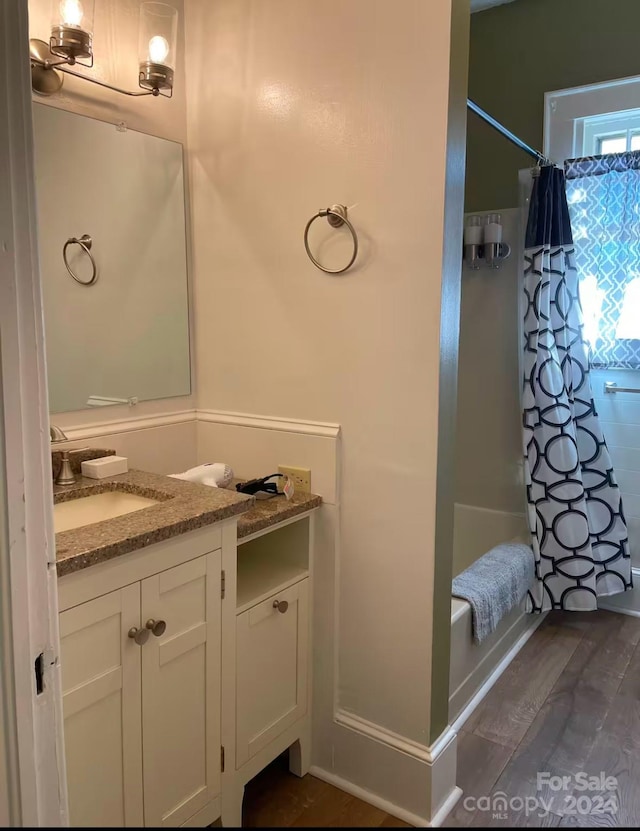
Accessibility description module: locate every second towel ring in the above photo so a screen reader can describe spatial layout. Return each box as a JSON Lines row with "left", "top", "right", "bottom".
{"left": 304, "top": 205, "right": 358, "bottom": 274}
{"left": 63, "top": 234, "right": 97, "bottom": 286}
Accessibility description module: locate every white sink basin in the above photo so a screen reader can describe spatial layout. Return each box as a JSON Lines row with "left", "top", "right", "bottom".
{"left": 54, "top": 490, "right": 160, "bottom": 534}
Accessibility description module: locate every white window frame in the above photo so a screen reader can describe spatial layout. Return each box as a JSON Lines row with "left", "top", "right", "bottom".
{"left": 582, "top": 111, "right": 640, "bottom": 156}
{"left": 544, "top": 74, "right": 640, "bottom": 164}
{"left": 0, "top": 0, "right": 67, "bottom": 825}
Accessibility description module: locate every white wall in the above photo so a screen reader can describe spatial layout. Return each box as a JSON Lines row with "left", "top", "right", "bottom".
{"left": 57, "top": 416, "right": 197, "bottom": 475}
{"left": 453, "top": 503, "right": 527, "bottom": 576}
{"left": 186, "top": 0, "right": 466, "bottom": 818}
{"left": 593, "top": 368, "right": 640, "bottom": 567}
{"left": 455, "top": 207, "right": 524, "bottom": 516}
{"left": 28, "top": 0, "right": 196, "bottom": 461}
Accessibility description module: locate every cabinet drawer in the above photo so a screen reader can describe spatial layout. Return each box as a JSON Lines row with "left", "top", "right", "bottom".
{"left": 236, "top": 579, "right": 309, "bottom": 769}
{"left": 58, "top": 524, "right": 224, "bottom": 612}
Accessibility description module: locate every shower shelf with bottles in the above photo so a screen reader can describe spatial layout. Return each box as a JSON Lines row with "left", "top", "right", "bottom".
{"left": 463, "top": 212, "right": 512, "bottom": 270}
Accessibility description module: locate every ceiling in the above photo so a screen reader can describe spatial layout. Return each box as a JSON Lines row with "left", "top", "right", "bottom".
{"left": 470, "top": 0, "right": 520, "bottom": 11}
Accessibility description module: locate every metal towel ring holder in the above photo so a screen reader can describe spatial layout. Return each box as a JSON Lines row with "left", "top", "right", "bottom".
{"left": 63, "top": 234, "right": 97, "bottom": 286}
{"left": 304, "top": 204, "right": 358, "bottom": 274}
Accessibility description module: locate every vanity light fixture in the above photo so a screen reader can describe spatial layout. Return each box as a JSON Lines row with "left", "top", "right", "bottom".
{"left": 30, "top": 1, "right": 178, "bottom": 99}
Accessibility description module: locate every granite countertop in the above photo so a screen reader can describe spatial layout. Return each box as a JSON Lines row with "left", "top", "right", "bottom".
{"left": 54, "top": 469, "right": 322, "bottom": 577}
{"left": 54, "top": 470, "right": 253, "bottom": 577}
{"left": 237, "top": 488, "right": 322, "bottom": 539}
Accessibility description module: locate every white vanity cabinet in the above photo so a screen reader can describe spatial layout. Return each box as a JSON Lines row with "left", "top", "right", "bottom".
{"left": 236, "top": 578, "right": 309, "bottom": 768}
{"left": 58, "top": 523, "right": 229, "bottom": 829}
{"left": 222, "top": 515, "right": 314, "bottom": 827}
{"left": 57, "top": 507, "right": 317, "bottom": 829}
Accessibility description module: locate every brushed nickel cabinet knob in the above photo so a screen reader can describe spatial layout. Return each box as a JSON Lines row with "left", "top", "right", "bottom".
{"left": 128, "top": 626, "right": 149, "bottom": 646}
{"left": 146, "top": 619, "right": 167, "bottom": 637}
{"left": 273, "top": 599, "right": 288, "bottom": 614}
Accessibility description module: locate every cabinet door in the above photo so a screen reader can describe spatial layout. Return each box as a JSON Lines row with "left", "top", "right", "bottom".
{"left": 59, "top": 584, "right": 143, "bottom": 827}
{"left": 236, "top": 578, "right": 309, "bottom": 768}
{"left": 141, "top": 551, "right": 221, "bottom": 827}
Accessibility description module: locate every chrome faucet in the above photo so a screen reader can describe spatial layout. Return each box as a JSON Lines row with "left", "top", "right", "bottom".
{"left": 50, "top": 424, "right": 68, "bottom": 442}
{"left": 50, "top": 424, "right": 75, "bottom": 485}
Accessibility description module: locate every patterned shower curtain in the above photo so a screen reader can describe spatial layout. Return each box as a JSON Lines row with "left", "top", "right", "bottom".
{"left": 565, "top": 152, "right": 640, "bottom": 368}
{"left": 522, "top": 165, "right": 631, "bottom": 612}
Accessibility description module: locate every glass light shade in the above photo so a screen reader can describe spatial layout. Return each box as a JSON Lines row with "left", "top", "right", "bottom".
{"left": 139, "top": 2, "right": 177, "bottom": 67}
{"left": 138, "top": 2, "right": 178, "bottom": 94}
{"left": 50, "top": 0, "right": 95, "bottom": 62}
{"left": 54, "top": 0, "right": 94, "bottom": 31}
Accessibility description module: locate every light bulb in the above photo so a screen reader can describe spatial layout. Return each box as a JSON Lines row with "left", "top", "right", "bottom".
{"left": 148, "top": 35, "right": 169, "bottom": 64}
{"left": 59, "top": 0, "right": 84, "bottom": 27}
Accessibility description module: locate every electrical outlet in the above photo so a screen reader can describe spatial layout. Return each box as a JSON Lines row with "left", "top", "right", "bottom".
{"left": 278, "top": 465, "right": 311, "bottom": 493}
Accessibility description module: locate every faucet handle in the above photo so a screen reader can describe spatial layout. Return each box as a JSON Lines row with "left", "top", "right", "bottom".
{"left": 55, "top": 451, "right": 76, "bottom": 486}
{"left": 50, "top": 424, "right": 68, "bottom": 442}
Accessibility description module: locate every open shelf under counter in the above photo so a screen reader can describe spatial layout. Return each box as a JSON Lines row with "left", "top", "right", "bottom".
{"left": 236, "top": 489, "right": 321, "bottom": 542}
{"left": 236, "top": 514, "right": 312, "bottom": 614}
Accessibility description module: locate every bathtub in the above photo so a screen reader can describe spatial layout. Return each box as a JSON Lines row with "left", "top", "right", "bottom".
{"left": 448, "top": 504, "right": 544, "bottom": 727}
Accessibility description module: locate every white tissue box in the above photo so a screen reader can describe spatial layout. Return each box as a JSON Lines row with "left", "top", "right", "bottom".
{"left": 81, "top": 455, "right": 128, "bottom": 479}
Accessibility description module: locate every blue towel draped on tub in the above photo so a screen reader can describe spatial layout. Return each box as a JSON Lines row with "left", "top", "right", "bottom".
{"left": 452, "top": 543, "right": 534, "bottom": 644}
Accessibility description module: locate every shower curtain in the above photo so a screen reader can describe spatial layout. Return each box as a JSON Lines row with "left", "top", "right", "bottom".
{"left": 522, "top": 166, "right": 631, "bottom": 612}
{"left": 565, "top": 152, "right": 640, "bottom": 368}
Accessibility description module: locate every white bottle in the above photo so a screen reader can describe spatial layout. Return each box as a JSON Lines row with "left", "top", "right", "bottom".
{"left": 483, "top": 213, "right": 503, "bottom": 244}
{"left": 464, "top": 215, "right": 483, "bottom": 245}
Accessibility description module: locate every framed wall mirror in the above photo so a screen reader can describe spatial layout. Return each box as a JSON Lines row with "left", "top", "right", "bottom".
{"left": 32, "top": 103, "right": 191, "bottom": 414}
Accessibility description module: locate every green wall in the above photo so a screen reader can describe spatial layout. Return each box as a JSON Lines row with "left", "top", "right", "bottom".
{"left": 466, "top": 0, "right": 640, "bottom": 211}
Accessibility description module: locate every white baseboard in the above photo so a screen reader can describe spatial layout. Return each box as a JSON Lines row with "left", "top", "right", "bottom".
{"left": 334, "top": 709, "right": 456, "bottom": 764}
{"left": 451, "top": 611, "right": 546, "bottom": 733}
{"left": 309, "top": 767, "right": 462, "bottom": 828}
{"left": 598, "top": 604, "right": 640, "bottom": 618}
{"left": 311, "top": 713, "right": 459, "bottom": 825}
{"left": 431, "top": 786, "right": 463, "bottom": 827}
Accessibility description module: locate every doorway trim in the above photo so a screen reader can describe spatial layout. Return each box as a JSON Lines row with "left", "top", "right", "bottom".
{"left": 0, "top": 0, "right": 67, "bottom": 824}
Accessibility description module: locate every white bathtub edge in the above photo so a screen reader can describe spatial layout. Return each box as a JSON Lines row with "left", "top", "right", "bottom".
{"left": 450, "top": 597, "right": 468, "bottom": 625}
{"left": 599, "top": 566, "right": 640, "bottom": 617}
{"left": 450, "top": 609, "right": 547, "bottom": 732}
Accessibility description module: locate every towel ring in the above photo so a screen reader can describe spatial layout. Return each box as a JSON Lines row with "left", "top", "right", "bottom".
{"left": 63, "top": 234, "right": 97, "bottom": 286}
{"left": 304, "top": 205, "right": 359, "bottom": 274}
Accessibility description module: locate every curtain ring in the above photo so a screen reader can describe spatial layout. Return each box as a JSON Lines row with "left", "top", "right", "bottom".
{"left": 304, "top": 205, "right": 359, "bottom": 274}
{"left": 63, "top": 234, "right": 98, "bottom": 286}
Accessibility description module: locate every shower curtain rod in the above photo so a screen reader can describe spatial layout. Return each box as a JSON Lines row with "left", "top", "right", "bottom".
{"left": 467, "top": 99, "right": 554, "bottom": 167}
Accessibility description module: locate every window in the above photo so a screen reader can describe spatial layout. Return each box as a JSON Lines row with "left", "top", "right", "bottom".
{"left": 544, "top": 75, "right": 640, "bottom": 163}
{"left": 546, "top": 78, "right": 640, "bottom": 369}
{"left": 583, "top": 110, "right": 640, "bottom": 156}
{"left": 598, "top": 135, "right": 627, "bottom": 154}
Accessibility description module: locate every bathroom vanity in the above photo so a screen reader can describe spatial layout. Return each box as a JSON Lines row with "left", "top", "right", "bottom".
{"left": 54, "top": 470, "right": 321, "bottom": 828}
{"left": 34, "top": 93, "right": 323, "bottom": 828}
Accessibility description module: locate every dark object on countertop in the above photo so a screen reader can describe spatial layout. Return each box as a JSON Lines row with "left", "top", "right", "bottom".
{"left": 236, "top": 473, "right": 284, "bottom": 498}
